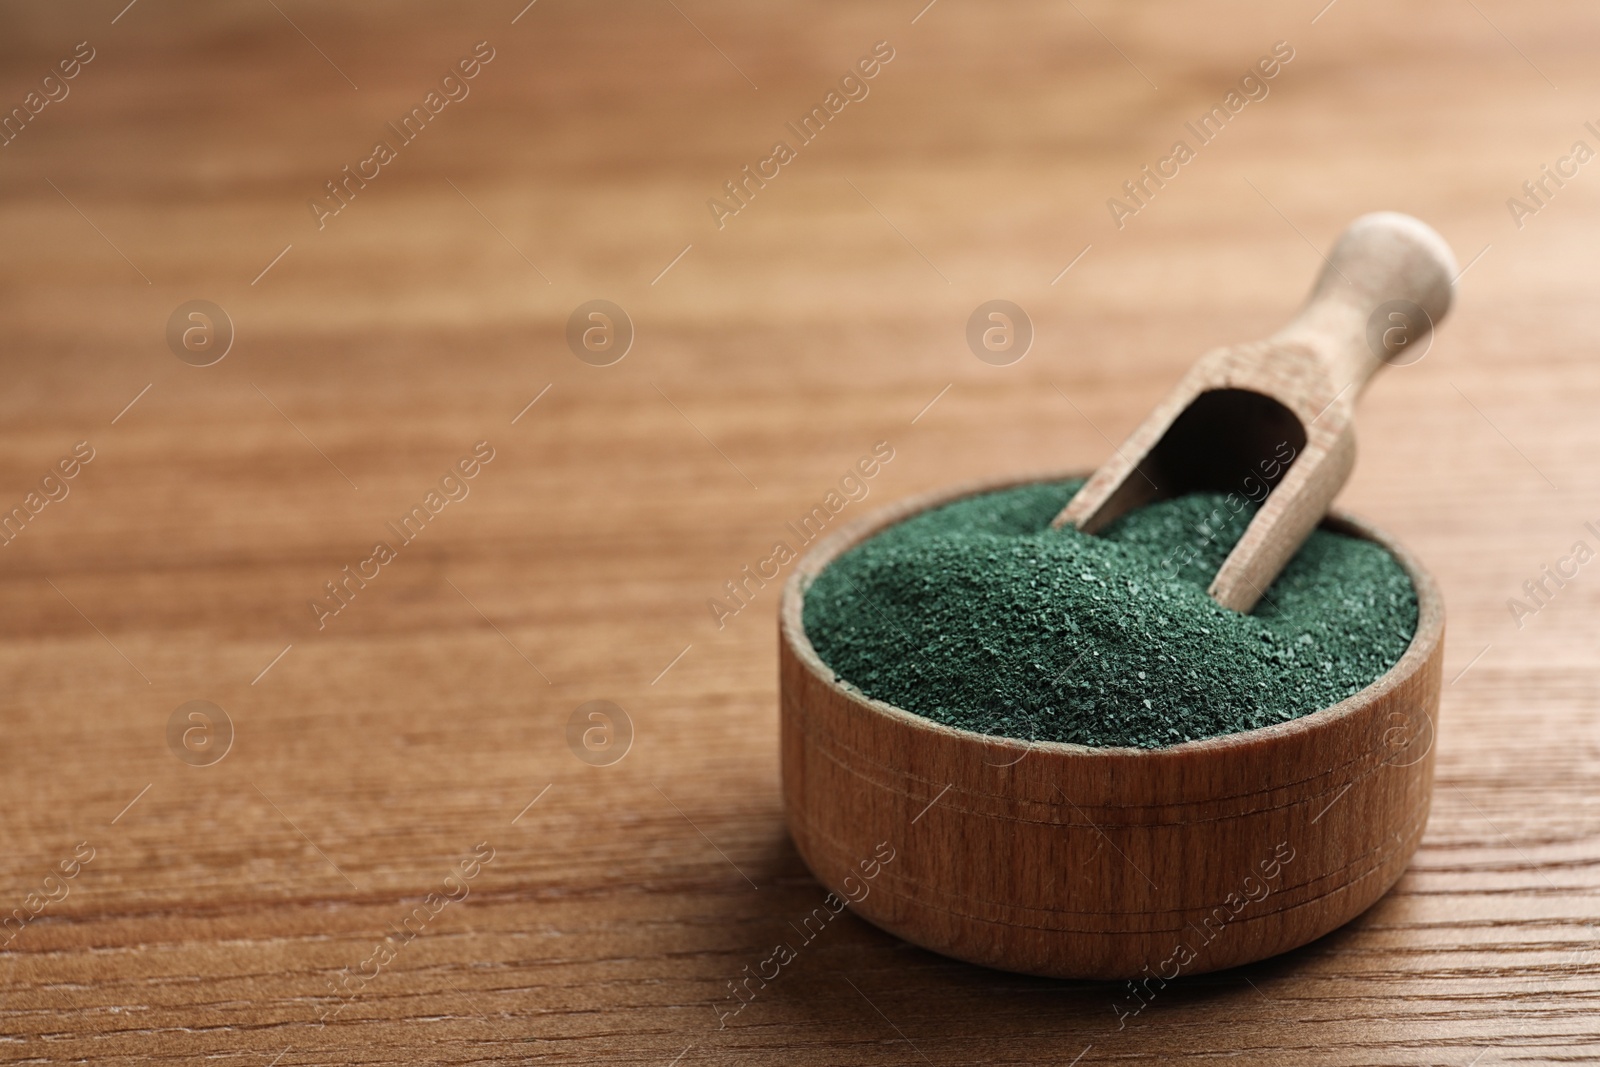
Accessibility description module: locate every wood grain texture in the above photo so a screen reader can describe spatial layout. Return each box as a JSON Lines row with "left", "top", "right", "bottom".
{"left": 781, "top": 473, "right": 1443, "bottom": 980}
{"left": 0, "top": 0, "right": 1597, "bottom": 1063}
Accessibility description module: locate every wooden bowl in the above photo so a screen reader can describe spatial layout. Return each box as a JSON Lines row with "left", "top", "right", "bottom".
{"left": 779, "top": 471, "right": 1442, "bottom": 980}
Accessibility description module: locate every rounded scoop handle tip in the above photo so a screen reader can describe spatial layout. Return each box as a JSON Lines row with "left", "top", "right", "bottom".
{"left": 1273, "top": 211, "right": 1457, "bottom": 395}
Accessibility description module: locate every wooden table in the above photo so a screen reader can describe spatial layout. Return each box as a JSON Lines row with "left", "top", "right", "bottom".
{"left": 1, "top": 1, "right": 1595, "bottom": 1062}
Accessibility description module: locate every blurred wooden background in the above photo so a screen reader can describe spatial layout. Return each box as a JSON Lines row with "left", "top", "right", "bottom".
{"left": 0, "top": 0, "right": 1596, "bottom": 1063}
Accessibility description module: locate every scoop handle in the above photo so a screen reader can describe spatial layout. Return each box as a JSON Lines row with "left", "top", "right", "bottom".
{"left": 1269, "top": 212, "right": 1457, "bottom": 396}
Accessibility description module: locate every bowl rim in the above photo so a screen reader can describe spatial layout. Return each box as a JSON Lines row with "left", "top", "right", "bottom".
{"left": 779, "top": 468, "right": 1444, "bottom": 761}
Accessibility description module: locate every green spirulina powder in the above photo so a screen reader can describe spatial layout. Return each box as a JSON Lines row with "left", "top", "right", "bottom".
{"left": 802, "top": 479, "right": 1418, "bottom": 749}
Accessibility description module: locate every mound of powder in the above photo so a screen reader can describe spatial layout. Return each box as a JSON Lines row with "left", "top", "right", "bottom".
{"left": 801, "top": 479, "right": 1417, "bottom": 749}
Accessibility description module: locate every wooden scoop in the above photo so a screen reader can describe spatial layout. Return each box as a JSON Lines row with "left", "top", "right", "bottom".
{"left": 1053, "top": 212, "right": 1456, "bottom": 612}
